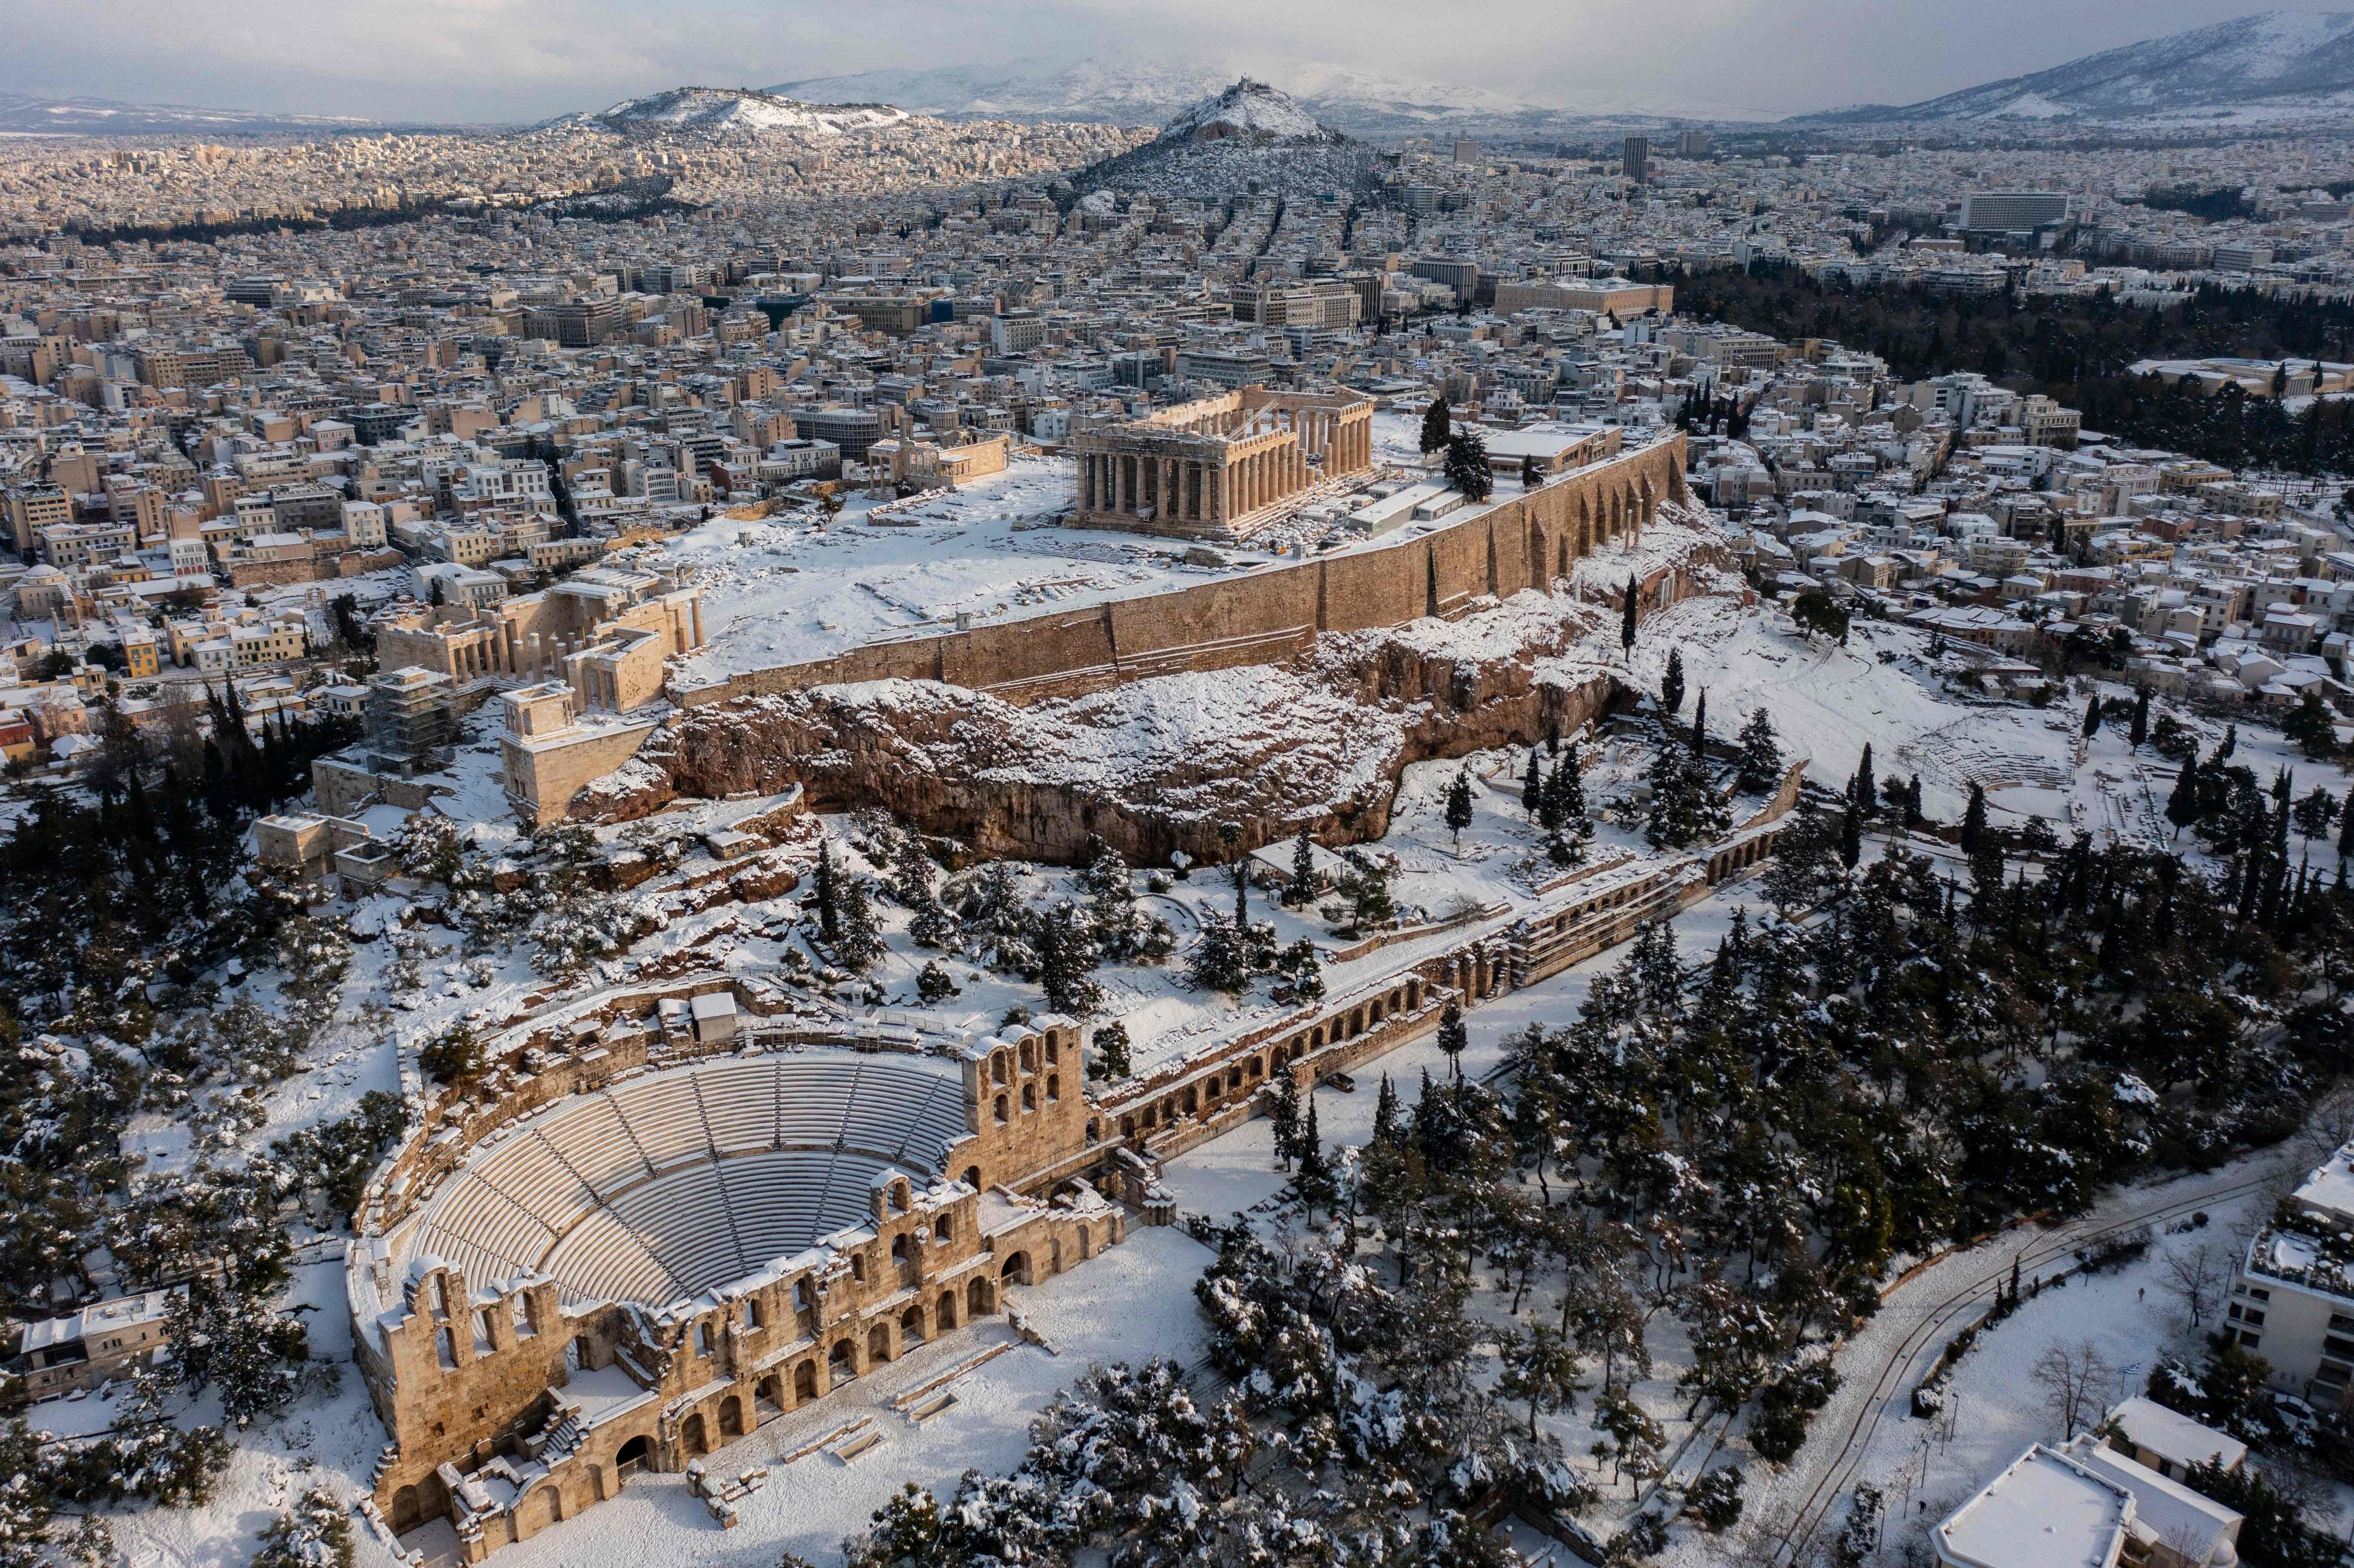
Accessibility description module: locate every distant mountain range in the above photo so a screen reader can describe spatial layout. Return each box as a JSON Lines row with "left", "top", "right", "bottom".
{"left": 1798, "top": 9, "right": 2354, "bottom": 124}
{"left": 766, "top": 58, "right": 1572, "bottom": 138}
{"left": 0, "top": 92, "right": 380, "bottom": 137}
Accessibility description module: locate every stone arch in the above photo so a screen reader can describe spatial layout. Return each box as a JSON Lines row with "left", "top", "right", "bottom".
{"left": 937, "top": 1290, "right": 959, "bottom": 1330}
{"left": 794, "top": 1360, "right": 817, "bottom": 1401}
{"left": 968, "top": 1276, "right": 994, "bottom": 1317}
{"left": 901, "top": 1304, "right": 927, "bottom": 1346}
{"left": 829, "top": 1339, "right": 857, "bottom": 1381}
{"left": 757, "top": 1374, "right": 784, "bottom": 1419}
{"left": 719, "top": 1395, "right": 744, "bottom": 1439}
{"left": 389, "top": 1486, "right": 423, "bottom": 1534}
{"left": 963, "top": 1165, "right": 982, "bottom": 1191}
{"left": 681, "top": 1412, "right": 708, "bottom": 1457}
{"left": 1078, "top": 1224, "right": 1093, "bottom": 1259}
{"left": 616, "top": 1434, "right": 654, "bottom": 1479}
{"left": 868, "top": 1322, "right": 892, "bottom": 1365}
{"left": 1001, "top": 1251, "right": 1032, "bottom": 1286}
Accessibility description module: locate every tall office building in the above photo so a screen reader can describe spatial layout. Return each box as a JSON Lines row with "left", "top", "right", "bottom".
{"left": 1623, "top": 135, "right": 1650, "bottom": 184}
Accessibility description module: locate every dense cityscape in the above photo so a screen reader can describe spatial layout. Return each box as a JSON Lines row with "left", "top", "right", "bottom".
{"left": 5, "top": 9, "right": 2354, "bottom": 1568}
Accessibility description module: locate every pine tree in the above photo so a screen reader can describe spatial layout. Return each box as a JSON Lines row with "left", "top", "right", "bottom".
{"left": 1733, "top": 708, "right": 1783, "bottom": 795}
{"left": 1442, "top": 430, "right": 1493, "bottom": 501}
{"left": 1961, "top": 783, "right": 1988, "bottom": 854}
{"left": 1522, "top": 751, "right": 1543, "bottom": 818}
{"left": 1420, "top": 395, "right": 1452, "bottom": 455}
{"left": 2081, "top": 695, "right": 2102, "bottom": 740}
{"left": 1233, "top": 856, "right": 1250, "bottom": 928}
{"left": 1851, "top": 743, "right": 1876, "bottom": 818}
{"left": 2129, "top": 689, "right": 2151, "bottom": 752}
{"left": 2339, "top": 784, "right": 2354, "bottom": 868}
{"left": 1286, "top": 828, "right": 1317, "bottom": 907}
{"left": 1905, "top": 775, "right": 1924, "bottom": 829}
{"left": 1622, "top": 578, "right": 1639, "bottom": 650}
{"left": 2219, "top": 723, "right": 2237, "bottom": 763}
{"left": 1088, "top": 1020, "right": 1133, "bottom": 1081}
{"left": 1270, "top": 1072, "right": 1302, "bottom": 1168}
{"left": 815, "top": 841, "right": 841, "bottom": 944}
{"left": 1438, "top": 1001, "right": 1469, "bottom": 1080}
{"left": 1660, "top": 647, "right": 1685, "bottom": 717}
{"left": 1445, "top": 769, "right": 1475, "bottom": 852}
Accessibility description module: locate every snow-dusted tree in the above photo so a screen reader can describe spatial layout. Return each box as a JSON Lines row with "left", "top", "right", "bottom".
{"left": 1521, "top": 751, "right": 1543, "bottom": 819}
{"left": 1335, "top": 849, "right": 1396, "bottom": 932}
{"left": 1442, "top": 430, "right": 1492, "bottom": 501}
{"left": 1187, "top": 909, "right": 1255, "bottom": 995}
{"left": 1033, "top": 898, "right": 1103, "bottom": 1016}
{"left": 1286, "top": 827, "right": 1317, "bottom": 907}
{"left": 888, "top": 831, "right": 936, "bottom": 908}
{"left": 1621, "top": 577, "right": 1639, "bottom": 650}
{"left": 1496, "top": 1322, "right": 1583, "bottom": 1439}
{"left": 1420, "top": 395, "right": 1451, "bottom": 455}
{"left": 909, "top": 961, "right": 953, "bottom": 1005}
{"left": 1270, "top": 1071, "right": 1302, "bottom": 1168}
{"left": 1592, "top": 1385, "right": 1665, "bottom": 1493}
{"left": 1438, "top": 1001, "right": 1469, "bottom": 1080}
{"left": 1087, "top": 1020, "right": 1132, "bottom": 1082}
{"left": 1660, "top": 647, "right": 1685, "bottom": 718}
{"left": 831, "top": 876, "right": 884, "bottom": 971}
{"left": 1277, "top": 936, "right": 1324, "bottom": 1003}
{"left": 813, "top": 841, "right": 841, "bottom": 945}
{"left": 1444, "top": 768, "right": 1475, "bottom": 852}
{"left": 167, "top": 1277, "right": 312, "bottom": 1429}
{"left": 250, "top": 1487, "right": 353, "bottom": 1568}
{"left": 1733, "top": 707, "right": 1782, "bottom": 795}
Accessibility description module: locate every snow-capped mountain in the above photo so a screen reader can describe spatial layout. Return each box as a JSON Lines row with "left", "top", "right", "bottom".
{"left": 1800, "top": 9, "right": 2354, "bottom": 123}
{"left": 585, "top": 87, "right": 908, "bottom": 137}
{"left": 768, "top": 57, "right": 1556, "bottom": 137}
{"left": 0, "top": 91, "right": 381, "bottom": 136}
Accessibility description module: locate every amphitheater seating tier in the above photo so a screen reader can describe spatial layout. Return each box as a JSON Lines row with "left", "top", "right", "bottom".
{"left": 408, "top": 1053, "right": 971, "bottom": 1309}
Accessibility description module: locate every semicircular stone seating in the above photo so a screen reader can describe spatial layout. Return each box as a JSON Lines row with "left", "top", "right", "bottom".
{"left": 411, "top": 1052, "right": 972, "bottom": 1308}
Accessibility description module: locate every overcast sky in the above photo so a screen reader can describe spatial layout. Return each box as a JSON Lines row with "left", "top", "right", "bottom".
{"left": 0, "top": 0, "right": 2291, "bottom": 123}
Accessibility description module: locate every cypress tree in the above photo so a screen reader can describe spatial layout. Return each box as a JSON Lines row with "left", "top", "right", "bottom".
{"left": 1522, "top": 750, "right": 1543, "bottom": 818}
{"left": 1840, "top": 804, "right": 1862, "bottom": 873}
{"left": 2082, "top": 695, "right": 2102, "bottom": 740}
{"left": 2166, "top": 759, "right": 2200, "bottom": 839}
{"left": 1288, "top": 828, "right": 1317, "bottom": 907}
{"left": 1371, "top": 1073, "right": 1400, "bottom": 1146}
{"left": 815, "top": 842, "right": 841, "bottom": 944}
{"left": 2219, "top": 723, "right": 2237, "bottom": 762}
{"left": 1852, "top": 743, "right": 1876, "bottom": 818}
{"left": 1690, "top": 689, "right": 1707, "bottom": 756}
{"left": 2129, "top": 689, "right": 2150, "bottom": 752}
{"left": 1621, "top": 577, "right": 1638, "bottom": 651}
{"left": 1733, "top": 708, "right": 1782, "bottom": 795}
{"left": 1660, "top": 647, "right": 1685, "bottom": 716}
{"left": 1296, "top": 1098, "right": 1330, "bottom": 1205}
{"left": 1439, "top": 1001, "right": 1469, "bottom": 1080}
{"left": 1445, "top": 769, "right": 1475, "bottom": 852}
{"left": 1906, "top": 775, "right": 1925, "bottom": 829}
{"left": 1961, "top": 783, "right": 1988, "bottom": 854}
{"left": 1419, "top": 395, "right": 1451, "bottom": 455}
{"left": 2339, "top": 784, "right": 2354, "bottom": 868}
{"left": 1270, "top": 1072, "right": 1302, "bottom": 1169}
{"left": 1234, "top": 856, "right": 1249, "bottom": 927}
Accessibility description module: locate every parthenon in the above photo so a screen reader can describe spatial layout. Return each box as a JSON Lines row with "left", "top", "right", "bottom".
{"left": 1069, "top": 386, "right": 1375, "bottom": 541}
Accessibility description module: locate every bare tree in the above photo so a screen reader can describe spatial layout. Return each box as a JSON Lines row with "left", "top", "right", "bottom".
{"left": 2161, "top": 1243, "right": 2223, "bottom": 1328}
{"left": 2031, "top": 1340, "right": 2117, "bottom": 1441}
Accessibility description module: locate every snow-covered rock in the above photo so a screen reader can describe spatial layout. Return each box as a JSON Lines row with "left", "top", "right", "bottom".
{"left": 1152, "top": 79, "right": 1339, "bottom": 147}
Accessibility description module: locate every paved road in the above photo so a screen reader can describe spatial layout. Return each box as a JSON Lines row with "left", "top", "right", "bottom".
{"left": 1753, "top": 1149, "right": 2300, "bottom": 1565}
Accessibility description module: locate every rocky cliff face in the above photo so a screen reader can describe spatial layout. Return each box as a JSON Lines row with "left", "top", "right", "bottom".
{"left": 588, "top": 526, "right": 1737, "bottom": 867}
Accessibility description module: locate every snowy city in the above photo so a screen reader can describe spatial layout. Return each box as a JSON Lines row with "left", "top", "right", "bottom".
{"left": 9, "top": 3, "right": 2354, "bottom": 1567}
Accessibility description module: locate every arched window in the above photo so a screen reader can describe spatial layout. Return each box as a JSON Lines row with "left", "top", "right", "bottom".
{"left": 891, "top": 1233, "right": 909, "bottom": 1263}
{"left": 696, "top": 1322, "right": 713, "bottom": 1357}
{"left": 1022, "top": 1084, "right": 1036, "bottom": 1111}
{"left": 935, "top": 1213, "right": 954, "bottom": 1242}
{"left": 993, "top": 1094, "right": 1009, "bottom": 1124}
{"left": 1046, "top": 1073, "right": 1060, "bottom": 1102}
